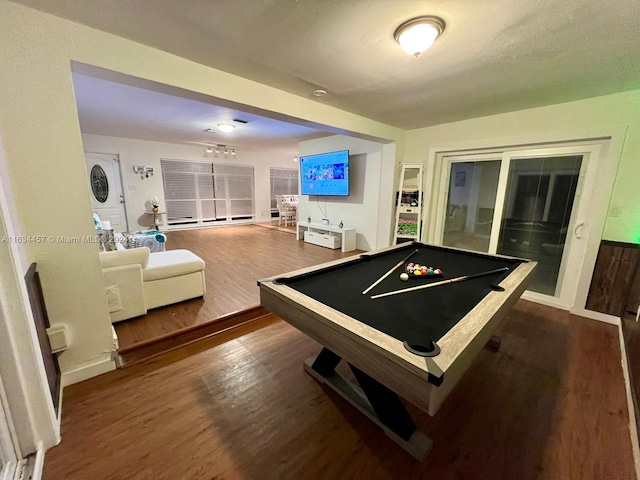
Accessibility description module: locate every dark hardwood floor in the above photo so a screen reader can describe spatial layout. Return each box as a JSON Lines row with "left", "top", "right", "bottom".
{"left": 45, "top": 301, "right": 635, "bottom": 480}
{"left": 114, "top": 223, "right": 357, "bottom": 352}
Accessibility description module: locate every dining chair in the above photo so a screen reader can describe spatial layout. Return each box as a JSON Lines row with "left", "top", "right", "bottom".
{"left": 276, "top": 195, "right": 296, "bottom": 227}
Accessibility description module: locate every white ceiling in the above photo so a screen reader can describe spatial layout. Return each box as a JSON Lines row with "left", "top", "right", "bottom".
{"left": 14, "top": 0, "right": 640, "bottom": 142}
{"left": 71, "top": 73, "right": 328, "bottom": 153}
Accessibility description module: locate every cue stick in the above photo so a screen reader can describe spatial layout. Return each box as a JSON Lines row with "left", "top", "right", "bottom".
{"left": 361, "top": 248, "right": 419, "bottom": 295}
{"left": 370, "top": 266, "right": 510, "bottom": 299}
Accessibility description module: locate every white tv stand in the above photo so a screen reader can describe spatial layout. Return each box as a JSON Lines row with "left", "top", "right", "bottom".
{"left": 297, "top": 222, "right": 356, "bottom": 252}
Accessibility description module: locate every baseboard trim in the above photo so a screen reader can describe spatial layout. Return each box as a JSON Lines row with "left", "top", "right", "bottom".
{"left": 521, "top": 292, "right": 570, "bottom": 310}
{"left": 61, "top": 355, "right": 116, "bottom": 387}
{"left": 571, "top": 308, "right": 621, "bottom": 325}
{"left": 618, "top": 324, "right": 640, "bottom": 479}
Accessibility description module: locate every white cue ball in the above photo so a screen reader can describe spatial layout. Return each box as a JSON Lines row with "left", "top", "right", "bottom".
{"left": 400, "top": 273, "right": 409, "bottom": 281}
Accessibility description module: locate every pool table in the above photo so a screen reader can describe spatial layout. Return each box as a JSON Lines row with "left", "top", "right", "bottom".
{"left": 258, "top": 242, "right": 536, "bottom": 460}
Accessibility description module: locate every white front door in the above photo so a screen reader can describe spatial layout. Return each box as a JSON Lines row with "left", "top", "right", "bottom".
{"left": 85, "top": 153, "right": 128, "bottom": 233}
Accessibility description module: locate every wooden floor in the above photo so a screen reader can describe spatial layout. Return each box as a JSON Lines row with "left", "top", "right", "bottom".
{"left": 45, "top": 301, "right": 636, "bottom": 480}
{"left": 114, "top": 223, "right": 354, "bottom": 350}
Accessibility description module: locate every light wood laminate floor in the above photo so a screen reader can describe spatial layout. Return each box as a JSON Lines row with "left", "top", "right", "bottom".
{"left": 45, "top": 301, "right": 635, "bottom": 480}
{"left": 114, "top": 223, "right": 355, "bottom": 349}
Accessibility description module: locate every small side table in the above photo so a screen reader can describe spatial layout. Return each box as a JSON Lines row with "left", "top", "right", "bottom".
{"left": 144, "top": 211, "right": 165, "bottom": 230}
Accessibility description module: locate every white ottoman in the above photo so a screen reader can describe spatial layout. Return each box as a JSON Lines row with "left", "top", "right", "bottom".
{"left": 142, "top": 249, "right": 206, "bottom": 310}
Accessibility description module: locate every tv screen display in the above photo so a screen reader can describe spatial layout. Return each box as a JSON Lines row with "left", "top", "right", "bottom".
{"left": 300, "top": 150, "right": 349, "bottom": 196}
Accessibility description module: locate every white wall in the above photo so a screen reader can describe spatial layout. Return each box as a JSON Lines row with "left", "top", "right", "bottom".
{"left": 81, "top": 134, "right": 301, "bottom": 229}
{"left": 403, "top": 89, "right": 640, "bottom": 244}
{"left": 298, "top": 135, "right": 396, "bottom": 250}
{"left": 0, "top": 2, "right": 401, "bottom": 386}
{"left": 0, "top": 135, "right": 59, "bottom": 453}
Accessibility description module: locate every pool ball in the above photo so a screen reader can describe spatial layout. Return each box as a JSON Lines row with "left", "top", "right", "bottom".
{"left": 400, "top": 273, "right": 409, "bottom": 281}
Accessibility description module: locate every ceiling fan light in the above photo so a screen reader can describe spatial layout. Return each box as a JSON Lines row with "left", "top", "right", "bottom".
{"left": 394, "top": 16, "right": 445, "bottom": 57}
{"left": 217, "top": 123, "right": 236, "bottom": 133}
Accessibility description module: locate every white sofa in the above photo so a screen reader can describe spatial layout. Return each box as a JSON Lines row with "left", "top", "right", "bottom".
{"left": 100, "top": 246, "right": 206, "bottom": 323}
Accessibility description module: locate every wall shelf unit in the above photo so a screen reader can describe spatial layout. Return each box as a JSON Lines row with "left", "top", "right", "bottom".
{"left": 393, "top": 164, "right": 424, "bottom": 244}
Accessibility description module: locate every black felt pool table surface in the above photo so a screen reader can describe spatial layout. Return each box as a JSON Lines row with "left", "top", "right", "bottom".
{"left": 276, "top": 243, "right": 526, "bottom": 348}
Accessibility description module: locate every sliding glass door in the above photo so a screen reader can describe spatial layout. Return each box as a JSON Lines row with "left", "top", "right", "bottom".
{"left": 438, "top": 146, "right": 590, "bottom": 303}
{"left": 442, "top": 158, "right": 501, "bottom": 253}
{"left": 497, "top": 155, "right": 582, "bottom": 295}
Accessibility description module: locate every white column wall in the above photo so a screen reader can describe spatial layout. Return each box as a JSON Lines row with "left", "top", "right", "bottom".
{"left": 0, "top": 2, "right": 401, "bottom": 384}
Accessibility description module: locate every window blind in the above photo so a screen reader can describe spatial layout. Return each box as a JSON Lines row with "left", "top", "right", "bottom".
{"left": 161, "top": 159, "right": 255, "bottom": 225}
{"left": 270, "top": 168, "right": 299, "bottom": 212}
{"left": 213, "top": 164, "right": 255, "bottom": 219}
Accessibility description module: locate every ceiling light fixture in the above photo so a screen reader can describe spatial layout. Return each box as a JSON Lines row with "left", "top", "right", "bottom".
{"left": 293, "top": 156, "right": 298, "bottom": 162}
{"left": 217, "top": 123, "right": 236, "bottom": 133}
{"left": 394, "top": 16, "right": 445, "bottom": 57}
{"left": 313, "top": 89, "right": 327, "bottom": 97}
{"left": 206, "top": 144, "right": 236, "bottom": 157}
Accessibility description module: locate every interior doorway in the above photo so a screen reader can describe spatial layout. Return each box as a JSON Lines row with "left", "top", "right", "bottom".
{"left": 85, "top": 152, "right": 128, "bottom": 232}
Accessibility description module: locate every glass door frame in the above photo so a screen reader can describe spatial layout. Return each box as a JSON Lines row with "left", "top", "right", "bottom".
{"left": 431, "top": 144, "right": 601, "bottom": 309}
{"left": 433, "top": 152, "right": 507, "bottom": 255}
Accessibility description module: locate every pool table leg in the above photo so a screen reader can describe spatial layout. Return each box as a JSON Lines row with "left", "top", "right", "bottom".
{"left": 307, "top": 348, "right": 432, "bottom": 461}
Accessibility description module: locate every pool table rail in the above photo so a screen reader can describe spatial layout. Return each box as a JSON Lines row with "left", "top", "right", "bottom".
{"left": 258, "top": 242, "right": 537, "bottom": 417}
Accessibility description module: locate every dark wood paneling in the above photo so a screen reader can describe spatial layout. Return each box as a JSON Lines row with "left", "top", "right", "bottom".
{"left": 625, "top": 265, "right": 640, "bottom": 317}
{"left": 620, "top": 247, "right": 640, "bottom": 440}
{"left": 586, "top": 240, "right": 640, "bottom": 316}
{"left": 24, "top": 263, "right": 60, "bottom": 414}
{"left": 43, "top": 301, "right": 635, "bottom": 479}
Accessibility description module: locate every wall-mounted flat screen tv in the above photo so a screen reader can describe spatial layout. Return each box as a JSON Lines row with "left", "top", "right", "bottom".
{"left": 300, "top": 150, "right": 349, "bottom": 196}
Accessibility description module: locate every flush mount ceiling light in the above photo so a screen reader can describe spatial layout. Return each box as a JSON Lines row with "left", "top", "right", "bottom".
{"left": 217, "top": 123, "right": 236, "bottom": 133}
{"left": 394, "top": 15, "right": 445, "bottom": 57}
{"left": 313, "top": 89, "right": 327, "bottom": 97}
